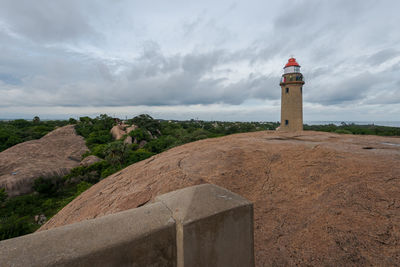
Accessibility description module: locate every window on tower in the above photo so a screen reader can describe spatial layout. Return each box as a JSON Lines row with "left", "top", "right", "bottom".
{"left": 285, "top": 120, "right": 289, "bottom": 125}
{"left": 285, "top": 88, "right": 289, "bottom": 93}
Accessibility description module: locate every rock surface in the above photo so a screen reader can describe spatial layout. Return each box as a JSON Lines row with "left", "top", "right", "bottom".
{"left": 110, "top": 124, "right": 127, "bottom": 140}
{"left": 110, "top": 124, "right": 138, "bottom": 140}
{"left": 79, "top": 155, "right": 102, "bottom": 167}
{"left": 40, "top": 131, "right": 400, "bottom": 266}
{"left": 0, "top": 125, "right": 88, "bottom": 197}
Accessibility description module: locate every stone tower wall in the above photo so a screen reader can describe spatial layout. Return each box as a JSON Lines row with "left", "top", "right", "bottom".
{"left": 280, "top": 80, "right": 304, "bottom": 131}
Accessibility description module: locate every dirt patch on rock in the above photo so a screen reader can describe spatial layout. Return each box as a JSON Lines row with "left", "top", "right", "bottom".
{"left": 40, "top": 130, "right": 400, "bottom": 266}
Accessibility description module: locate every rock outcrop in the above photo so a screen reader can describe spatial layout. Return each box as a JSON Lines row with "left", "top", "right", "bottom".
{"left": 40, "top": 131, "right": 400, "bottom": 266}
{"left": 0, "top": 125, "right": 88, "bottom": 197}
{"left": 79, "top": 155, "right": 102, "bottom": 167}
{"left": 110, "top": 124, "right": 138, "bottom": 140}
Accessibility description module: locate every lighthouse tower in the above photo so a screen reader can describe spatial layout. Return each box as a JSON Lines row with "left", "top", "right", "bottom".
{"left": 279, "top": 57, "right": 305, "bottom": 131}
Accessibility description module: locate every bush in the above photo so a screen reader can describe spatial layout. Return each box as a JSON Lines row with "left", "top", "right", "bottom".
{"left": 144, "top": 136, "right": 178, "bottom": 153}
{"left": 33, "top": 177, "right": 57, "bottom": 195}
{"left": 129, "top": 128, "right": 151, "bottom": 142}
{"left": 0, "top": 215, "right": 35, "bottom": 240}
{"left": 334, "top": 129, "right": 352, "bottom": 134}
{"left": 101, "top": 165, "right": 121, "bottom": 179}
{"left": 76, "top": 181, "right": 92, "bottom": 195}
{"left": 0, "top": 188, "right": 7, "bottom": 203}
{"left": 126, "top": 149, "right": 154, "bottom": 164}
{"left": 92, "top": 144, "right": 108, "bottom": 158}
{"left": 189, "top": 129, "right": 209, "bottom": 141}
{"left": 86, "top": 130, "right": 113, "bottom": 148}
{"left": 0, "top": 119, "right": 69, "bottom": 152}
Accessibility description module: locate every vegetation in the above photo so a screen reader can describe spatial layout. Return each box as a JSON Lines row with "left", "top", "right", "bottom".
{"left": 0, "top": 181, "right": 90, "bottom": 240}
{"left": 304, "top": 122, "right": 400, "bottom": 136}
{"left": 0, "top": 118, "right": 69, "bottom": 152}
{"left": 2, "top": 115, "right": 399, "bottom": 241}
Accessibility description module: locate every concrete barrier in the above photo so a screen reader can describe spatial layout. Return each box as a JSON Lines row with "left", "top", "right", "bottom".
{"left": 0, "top": 184, "right": 254, "bottom": 267}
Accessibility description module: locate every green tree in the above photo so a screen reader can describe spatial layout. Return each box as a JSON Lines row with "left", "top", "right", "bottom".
{"left": 104, "top": 141, "right": 129, "bottom": 166}
{"left": 131, "top": 114, "right": 161, "bottom": 136}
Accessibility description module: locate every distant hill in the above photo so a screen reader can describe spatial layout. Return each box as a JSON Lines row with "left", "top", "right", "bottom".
{"left": 0, "top": 125, "right": 88, "bottom": 197}
{"left": 40, "top": 130, "right": 400, "bottom": 266}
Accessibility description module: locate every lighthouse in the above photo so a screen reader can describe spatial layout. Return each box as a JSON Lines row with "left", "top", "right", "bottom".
{"left": 279, "top": 57, "right": 305, "bottom": 131}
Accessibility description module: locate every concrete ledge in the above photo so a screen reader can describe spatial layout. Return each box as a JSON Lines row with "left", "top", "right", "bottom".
{"left": 0, "top": 184, "right": 254, "bottom": 267}
{"left": 156, "top": 184, "right": 254, "bottom": 267}
{"left": 0, "top": 202, "right": 176, "bottom": 267}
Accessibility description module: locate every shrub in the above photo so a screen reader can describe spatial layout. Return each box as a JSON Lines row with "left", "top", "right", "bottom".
{"left": 101, "top": 166, "right": 121, "bottom": 179}
{"left": 33, "top": 177, "right": 57, "bottom": 195}
{"left": 0, "top": 215, "right": 35, "bottom": 240}
{"left": 144, "top": 136, "right": 178, "bottom": 153}
{"left": 0, "top": 188, "right": 7, "bottom": 203}
{"left": 129, "top": 128, "right": 151, "bottom": 142}
{"left": 334, "top": 129, "right": 352, "bottom": 134}
{"left": 126, "top": 149, "right": 154, "bottom": 164}
{"left": 76, "top": 181, "right": 92, "bottom": 195}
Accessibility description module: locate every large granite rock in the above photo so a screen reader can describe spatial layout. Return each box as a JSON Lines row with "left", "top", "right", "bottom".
{"left": 110, "top": 124, "right": 138, "bottom": 140}
{"left": 0, "top": 125, "right": 88, "bottom": 197}
{"left": 40, "top": 131, "right": 400, "bottom": 266}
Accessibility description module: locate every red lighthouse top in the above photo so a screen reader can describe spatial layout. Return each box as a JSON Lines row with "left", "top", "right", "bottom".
{"left": 284, "top": 57, "right": 300, "bottom": 68}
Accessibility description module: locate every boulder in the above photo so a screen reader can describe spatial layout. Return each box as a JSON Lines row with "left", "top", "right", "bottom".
{"left": 0, "top": 125, "right": 88, "bottom": 197}
{"left": 124, "top": 136, "right": 133, "bottom": 145}
{"left": 126, "top": 125, "right": 138, "bottom": 134}
{"left": 110, "top": 125, "right": 126, "bottom": 140}
{"left": 80, "top": 155, "right": 102, "bottom": 167}
{"left": 110, "top": 124, "right": 138, "bottom": 140}
{"left": 139, "top": 140, "right": 147, "bottom": 148}
{"left": 34, "top": 214, "right": 47, "bottom": 225}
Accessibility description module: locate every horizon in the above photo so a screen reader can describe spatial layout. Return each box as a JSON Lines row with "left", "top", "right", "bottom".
{"left": 1, "top": 115, "right": 400, "bottom": 128}
{"left": 1, "top": 0, "right": 399, "bottom": 121}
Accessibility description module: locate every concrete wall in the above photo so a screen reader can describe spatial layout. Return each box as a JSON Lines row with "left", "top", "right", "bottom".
{"left": 280, "top": 75, "right": 305, "bottom": 132}
{"left": 0, "top": 184, "right": 254, "bottom": 267}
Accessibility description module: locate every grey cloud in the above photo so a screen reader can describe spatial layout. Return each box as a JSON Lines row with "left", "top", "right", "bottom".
{"left": 0, "top": 0, "right": 98, "bottom": 43}
{"left": 366, "top": 49, "right": 398, "bottom": 66}
{"left": 0, "top": 43, "right": 281, "bottom": 108}
{"left": 1, "top": 0, "right": 400, "bottom": 121}
{"left": 307, "top": 70, "right": 396, "bottom": 105}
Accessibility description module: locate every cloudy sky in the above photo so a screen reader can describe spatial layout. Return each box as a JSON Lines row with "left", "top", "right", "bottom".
{"left": 0, "top": 0, "right": 399, "bottom": 122}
